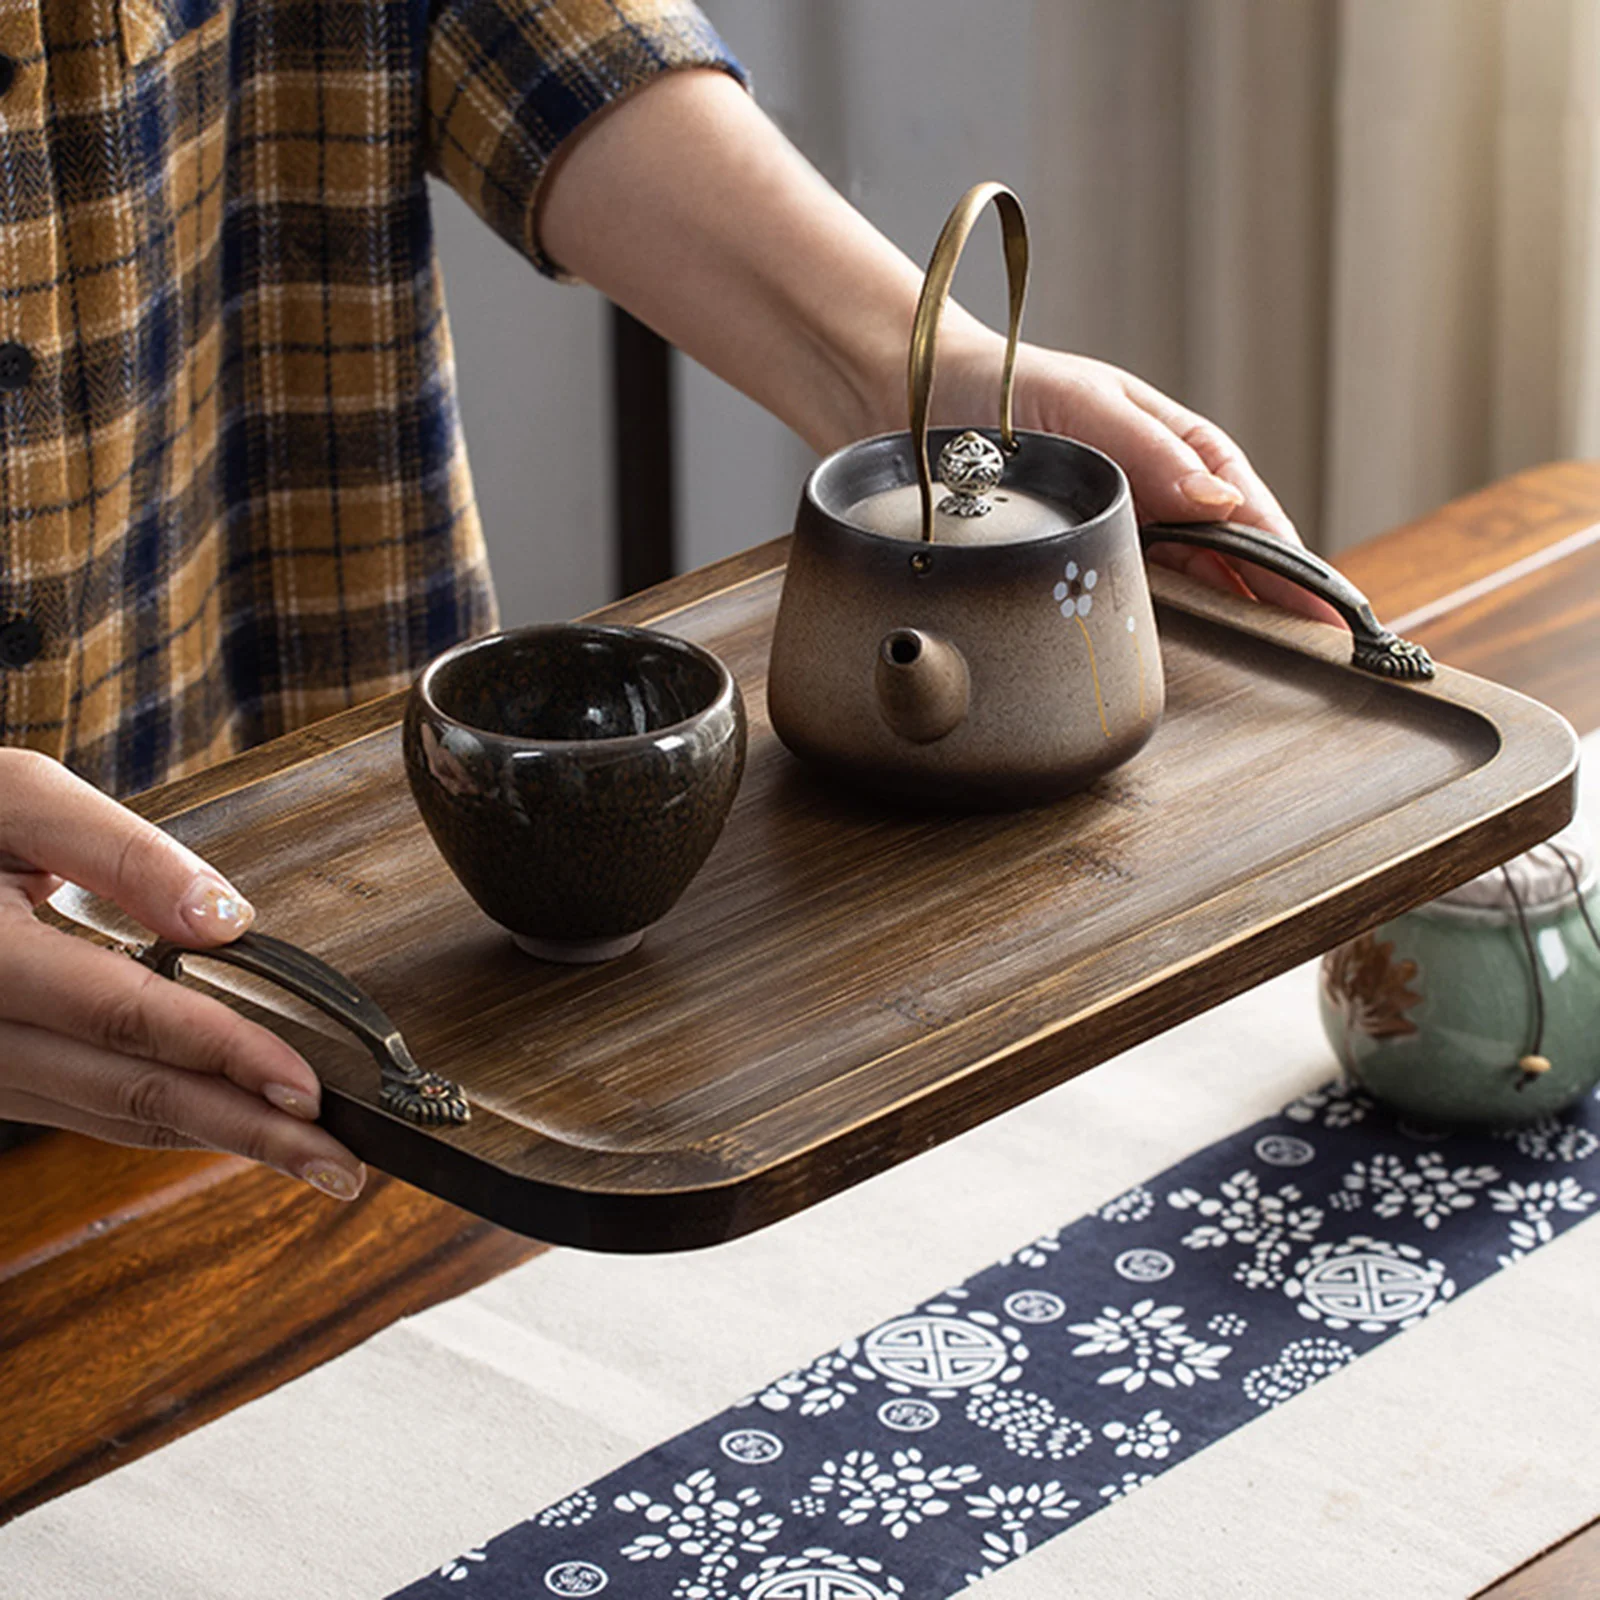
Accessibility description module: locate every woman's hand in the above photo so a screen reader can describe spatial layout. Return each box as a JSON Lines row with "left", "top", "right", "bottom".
{"left": 0, "top": 748, "right": 366, "bottom": 1200}
{"left": 938, "top": 339, "right": 1342, "bottom": 624}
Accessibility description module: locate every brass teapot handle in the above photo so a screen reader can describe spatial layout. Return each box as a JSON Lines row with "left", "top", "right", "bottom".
{"left": 908, "top": 181, "right": 1029, "bottom": 543}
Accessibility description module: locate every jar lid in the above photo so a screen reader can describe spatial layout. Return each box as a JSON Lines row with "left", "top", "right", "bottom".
{"left": 1432, "top": 822, "right": 1595, "bottom": 915}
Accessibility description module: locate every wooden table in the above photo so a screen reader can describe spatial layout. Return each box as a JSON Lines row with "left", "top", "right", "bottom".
{"left": 3, "top": 460, "right": 1598, "bottom": 1596}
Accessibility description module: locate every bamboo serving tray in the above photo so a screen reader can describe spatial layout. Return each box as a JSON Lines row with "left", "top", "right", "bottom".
{"left": 107, "top": 540, "right": 1578, "bottom": 1252}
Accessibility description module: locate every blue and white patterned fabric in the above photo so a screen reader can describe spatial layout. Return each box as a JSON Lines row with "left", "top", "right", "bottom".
{"left": 392, "top": 1081, "right": 1600, "bottom": 1599}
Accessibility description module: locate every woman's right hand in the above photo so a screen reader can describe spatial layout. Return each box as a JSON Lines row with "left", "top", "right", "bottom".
{"left": 0, "top": 748, "right": 367, "bottom": 1200}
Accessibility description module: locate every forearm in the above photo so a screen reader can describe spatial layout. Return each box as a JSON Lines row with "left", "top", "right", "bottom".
{"left": 537, "top": 64, "right": 1328, "bottom": 618}
{"left": 537, "top": 69, "right": 994, "bottom": 454}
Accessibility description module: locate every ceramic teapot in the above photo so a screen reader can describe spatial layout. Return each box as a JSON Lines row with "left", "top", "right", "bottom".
{"left": 767, "top": 183, "right": 1434, "bottom": 808}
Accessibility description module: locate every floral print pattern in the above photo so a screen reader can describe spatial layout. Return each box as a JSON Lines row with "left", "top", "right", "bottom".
{"left": 1168, "top": 1170, "right": 1324, "bottom": 1289}
{"left": 395, "top": 1085, "right": 1600, "bottom": 1600}
{"left": 1339, "top": 1152, "right": 1500, "bottom": 1229}
{"left": 1066, "top": 1301, "right": 1232, "bottom": 1392}
{"left": 1053, "top": 562, "right": 1099, "bottom": 618}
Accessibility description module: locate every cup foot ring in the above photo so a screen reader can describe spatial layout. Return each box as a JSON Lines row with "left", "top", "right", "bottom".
{"left": 512, "top": 930, "right": 646, "bottom": 964}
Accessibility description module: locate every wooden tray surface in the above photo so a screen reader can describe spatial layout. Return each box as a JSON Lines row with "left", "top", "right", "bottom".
{"left": 126, "top": 549, "right": 1578, "bottom": 1251}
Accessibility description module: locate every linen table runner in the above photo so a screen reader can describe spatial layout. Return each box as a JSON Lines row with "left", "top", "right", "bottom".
{"left": 396, "top": 1080, "right": 1600, "bottom": 1599}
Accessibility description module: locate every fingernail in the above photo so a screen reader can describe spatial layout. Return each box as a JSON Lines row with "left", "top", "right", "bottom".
{"left": 1179, "top": 470, "right": 1243, "bottom": 510}
{"left": 263, "top": 1082, "right": 320, "bottom": 1121}
{"left": 301, "top": 1161, "right": 364, "bottom": 1202}
{"left": 181, "top": 876, "right": 255, "bottom": 941}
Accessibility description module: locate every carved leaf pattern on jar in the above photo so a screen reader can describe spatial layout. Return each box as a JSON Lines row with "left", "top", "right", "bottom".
{"left": 1320, "top": 932, "right": 1423, "bottom": 1040}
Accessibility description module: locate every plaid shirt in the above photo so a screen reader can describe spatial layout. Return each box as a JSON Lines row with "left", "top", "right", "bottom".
{"left": 0, "top": 0, "right": 741, "bottom": 798}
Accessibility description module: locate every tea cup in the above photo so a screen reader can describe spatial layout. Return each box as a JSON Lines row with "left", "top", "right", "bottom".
{"left": 404, "top": 623, "right": 746, "bottom": 962}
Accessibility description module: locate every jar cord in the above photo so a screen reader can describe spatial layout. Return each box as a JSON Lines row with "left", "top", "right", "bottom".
{"left": 1498, "top": 863, "right": 1547, "bottom": 1089}
{"left": 1500, "top": 840, "right": 1599, "bottom": 1091}
{"left": 1546, "top": 841, "right": 1600, "bottom": 953}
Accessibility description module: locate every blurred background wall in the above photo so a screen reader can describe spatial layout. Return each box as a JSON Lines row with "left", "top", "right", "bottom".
{"left": 432, "top": 0, "right": 1600, "bottom": 627}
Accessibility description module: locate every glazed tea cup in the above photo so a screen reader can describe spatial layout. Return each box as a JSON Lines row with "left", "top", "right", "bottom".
{"left": 403, "top": 623, "right": 747, "bottom": 962}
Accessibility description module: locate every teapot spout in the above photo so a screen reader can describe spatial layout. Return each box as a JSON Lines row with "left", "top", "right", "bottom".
{"left": 874, "top": 629, "right": 971, "bottom": 744}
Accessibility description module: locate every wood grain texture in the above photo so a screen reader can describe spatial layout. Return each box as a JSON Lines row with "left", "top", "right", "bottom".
{"left": 1338, "top": 459, "right": 1600, "bottom": 622}
{"left": 1340, "top": 459, "right": 1600, "bottom": 734}
{"left": 95, "top": 554, "right": 1577, "bottom": 1251}
{"left": 0, "top": 1143, "right": 537, "bottom": 1522}
{"left": 0, "top": 1131, "right": 237, "bottom": 1282}
{"left": 1, "top": 469, "right": 1596, "bottom": 1576}
{"left": 1476, "top": 1521, "right": 1600, "bottom": 1599}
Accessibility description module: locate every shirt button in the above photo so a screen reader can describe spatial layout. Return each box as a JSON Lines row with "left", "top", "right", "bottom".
{"left": 0, "top": 57, "right": 16, "bottom": 97}
{"left": 0, "top": 616, "right": 44, "bottom": 668}
{"left": 0, "top": 342, "right": 34, "bottom": 391}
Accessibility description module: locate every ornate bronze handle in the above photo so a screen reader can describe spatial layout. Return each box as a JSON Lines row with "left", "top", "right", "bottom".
{"left": 1141, "top": 520, "right": 1435, "bottom": 680}
{"left": 139, "top": 931, "right": 470, "bottom": 1126}
{"left": 908, "top": 181, "right": 1029, "bottom": 543}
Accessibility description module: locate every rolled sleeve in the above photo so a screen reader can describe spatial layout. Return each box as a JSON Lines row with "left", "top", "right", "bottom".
{"left": 425, "top": 0, "right": 748, "bottom": 276}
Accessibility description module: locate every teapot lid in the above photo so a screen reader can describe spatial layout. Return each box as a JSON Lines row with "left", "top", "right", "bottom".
{"left": 835, "top": 184, "right": 1106, "bottom": 547}
{"left": 844, "top": 430, "right": 1075, "bottom": 546}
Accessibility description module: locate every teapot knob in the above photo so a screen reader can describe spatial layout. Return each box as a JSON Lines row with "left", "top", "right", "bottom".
{"left": 937, "top": 430, "right": 1005, "bottom": 518}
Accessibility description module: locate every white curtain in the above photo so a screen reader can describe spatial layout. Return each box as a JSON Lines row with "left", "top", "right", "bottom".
{"left": 1027, "top": 0, "right": 1600, "bottom": 553}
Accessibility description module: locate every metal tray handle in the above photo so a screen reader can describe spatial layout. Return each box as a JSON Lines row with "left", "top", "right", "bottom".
{"left": 1141, "top": 519, "right": 1436, "bottom": 680}
{"left": 139, "top": 930, "right": 471, "bottom": 1126}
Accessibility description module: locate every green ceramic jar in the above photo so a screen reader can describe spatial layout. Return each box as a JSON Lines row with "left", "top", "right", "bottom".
{"left": 1319, "top": 827, "right": 1600, "bottom": 1126}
